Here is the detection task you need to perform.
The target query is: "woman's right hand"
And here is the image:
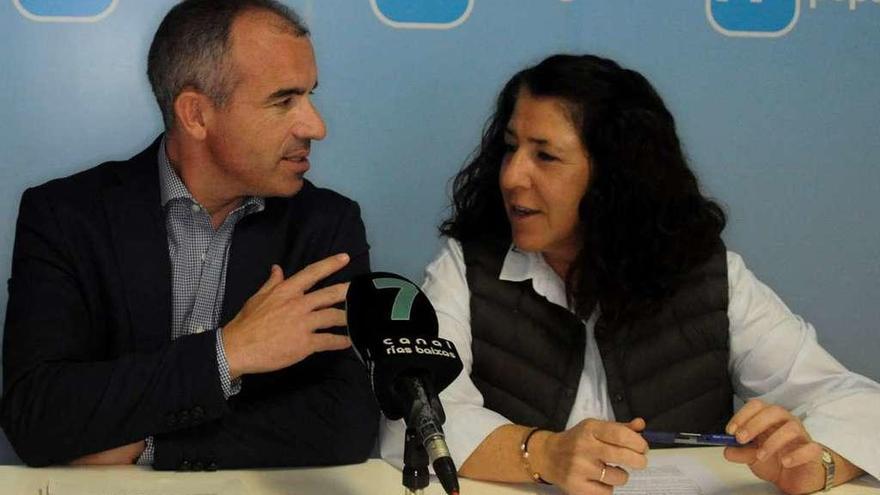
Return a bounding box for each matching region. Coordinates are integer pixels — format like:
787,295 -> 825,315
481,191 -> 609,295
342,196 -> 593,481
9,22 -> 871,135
532,417 -> 649,494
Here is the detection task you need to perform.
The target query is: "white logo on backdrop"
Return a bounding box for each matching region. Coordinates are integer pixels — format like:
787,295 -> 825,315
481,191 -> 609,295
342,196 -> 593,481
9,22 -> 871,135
707,0 -> 879,38
13,0 -> 118,23
370,0 -> 474,29
706,0 -> 801,38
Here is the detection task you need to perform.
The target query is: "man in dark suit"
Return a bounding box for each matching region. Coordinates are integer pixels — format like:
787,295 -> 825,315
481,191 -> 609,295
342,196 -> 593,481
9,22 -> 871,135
0,0 -> 379,469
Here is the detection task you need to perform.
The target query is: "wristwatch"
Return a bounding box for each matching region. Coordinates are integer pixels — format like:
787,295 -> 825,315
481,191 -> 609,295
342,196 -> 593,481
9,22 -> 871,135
821,448 -> 836,492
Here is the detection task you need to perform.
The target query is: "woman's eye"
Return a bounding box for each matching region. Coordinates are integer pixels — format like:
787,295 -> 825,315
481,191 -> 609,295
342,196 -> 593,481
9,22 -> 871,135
537,151 -> 558,162
503,143 -> 516,152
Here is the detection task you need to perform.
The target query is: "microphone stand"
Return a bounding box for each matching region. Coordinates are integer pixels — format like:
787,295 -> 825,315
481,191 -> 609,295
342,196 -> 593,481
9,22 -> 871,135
403,427 -> 430,495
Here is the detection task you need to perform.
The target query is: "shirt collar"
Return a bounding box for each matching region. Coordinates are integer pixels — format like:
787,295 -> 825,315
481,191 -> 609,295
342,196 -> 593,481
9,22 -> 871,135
157,135 -> 265,213
499,244 -> 568,308
498,244 -> 538,282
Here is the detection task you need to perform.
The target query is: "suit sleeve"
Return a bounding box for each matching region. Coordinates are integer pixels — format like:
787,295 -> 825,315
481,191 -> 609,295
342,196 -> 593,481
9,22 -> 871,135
1,188 -> 229,467
151,199 -> 380,470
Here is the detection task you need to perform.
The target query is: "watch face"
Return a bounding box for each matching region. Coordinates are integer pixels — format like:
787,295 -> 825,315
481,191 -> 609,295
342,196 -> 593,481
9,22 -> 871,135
822,450 -> 833,464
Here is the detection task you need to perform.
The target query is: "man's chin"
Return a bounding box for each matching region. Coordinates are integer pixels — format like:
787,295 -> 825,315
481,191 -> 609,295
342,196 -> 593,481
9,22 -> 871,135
279,177 -> 305,197
258,176 -> 304,198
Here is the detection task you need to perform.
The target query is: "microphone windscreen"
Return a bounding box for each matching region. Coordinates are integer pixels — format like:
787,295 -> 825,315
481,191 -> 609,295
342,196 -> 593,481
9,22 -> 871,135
346,271 -> 439,353
345,272 -> 462,419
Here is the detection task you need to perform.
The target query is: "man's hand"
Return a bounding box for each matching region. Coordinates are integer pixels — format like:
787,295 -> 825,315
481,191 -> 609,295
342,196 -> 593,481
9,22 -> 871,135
222,254 -> 353,379
723,399 -> 826,494
532,418 -> 648,494
70,440 -> 146,465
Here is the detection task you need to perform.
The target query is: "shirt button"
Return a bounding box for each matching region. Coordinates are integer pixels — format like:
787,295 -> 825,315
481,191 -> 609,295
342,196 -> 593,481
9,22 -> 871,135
200,252 -> 206,262
191,204 -> 201,213
195,325 -> 205,334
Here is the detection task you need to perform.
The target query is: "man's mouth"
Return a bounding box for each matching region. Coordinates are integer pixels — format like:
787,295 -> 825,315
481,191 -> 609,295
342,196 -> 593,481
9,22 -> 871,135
281,152 -> 311,176
282,142 -> 311,163
282,153 -> 309,163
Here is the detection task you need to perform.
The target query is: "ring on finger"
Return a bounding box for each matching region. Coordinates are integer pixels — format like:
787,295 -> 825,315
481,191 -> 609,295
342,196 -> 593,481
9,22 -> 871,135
599,465 -> 607,483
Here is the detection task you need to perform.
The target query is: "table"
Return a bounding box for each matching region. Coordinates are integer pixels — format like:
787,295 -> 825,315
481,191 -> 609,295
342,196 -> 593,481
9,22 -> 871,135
1,448 -> 878,494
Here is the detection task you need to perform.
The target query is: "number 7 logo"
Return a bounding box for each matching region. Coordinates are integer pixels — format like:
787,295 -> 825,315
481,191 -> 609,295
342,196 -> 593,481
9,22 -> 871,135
373,278 -> 419,321
706,0 -> 800,37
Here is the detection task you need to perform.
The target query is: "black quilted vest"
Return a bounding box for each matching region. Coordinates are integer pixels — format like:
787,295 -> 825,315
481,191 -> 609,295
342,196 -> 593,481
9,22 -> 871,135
463,239 -> 733,433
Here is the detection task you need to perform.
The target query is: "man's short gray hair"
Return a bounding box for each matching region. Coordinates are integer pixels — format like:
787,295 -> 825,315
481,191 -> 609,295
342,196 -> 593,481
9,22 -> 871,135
147,0 -> 309,130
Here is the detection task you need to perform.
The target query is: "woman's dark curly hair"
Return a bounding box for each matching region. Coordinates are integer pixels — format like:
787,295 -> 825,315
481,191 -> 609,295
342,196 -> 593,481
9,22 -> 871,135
440,54 -> 726,323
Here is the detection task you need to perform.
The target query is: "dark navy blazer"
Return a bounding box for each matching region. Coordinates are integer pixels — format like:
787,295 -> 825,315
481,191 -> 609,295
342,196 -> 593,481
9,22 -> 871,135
1,138 -> 379,469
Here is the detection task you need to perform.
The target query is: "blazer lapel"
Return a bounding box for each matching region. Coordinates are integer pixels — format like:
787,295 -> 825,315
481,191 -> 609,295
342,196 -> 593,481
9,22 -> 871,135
103,138 -> 173,351
221,202 -> 282,326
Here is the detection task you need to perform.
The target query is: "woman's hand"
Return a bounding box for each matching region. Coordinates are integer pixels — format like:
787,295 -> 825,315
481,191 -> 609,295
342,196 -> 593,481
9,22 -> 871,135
531,418 -> 648,494
723,399 -> 826,494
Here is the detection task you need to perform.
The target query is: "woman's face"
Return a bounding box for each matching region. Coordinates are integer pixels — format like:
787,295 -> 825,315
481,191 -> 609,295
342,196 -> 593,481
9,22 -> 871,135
500,88 -> 591,265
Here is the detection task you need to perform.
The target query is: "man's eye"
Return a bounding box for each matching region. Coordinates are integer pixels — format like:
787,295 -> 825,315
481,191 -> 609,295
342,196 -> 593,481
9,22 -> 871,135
275,97 -> 293,108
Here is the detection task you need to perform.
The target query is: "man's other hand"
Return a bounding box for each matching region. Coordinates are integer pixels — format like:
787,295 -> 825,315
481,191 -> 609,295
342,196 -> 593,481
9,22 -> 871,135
70,440 -> 146,465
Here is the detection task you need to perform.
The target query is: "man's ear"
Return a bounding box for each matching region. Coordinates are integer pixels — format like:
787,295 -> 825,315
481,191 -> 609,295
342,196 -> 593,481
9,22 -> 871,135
172,89 -> 212,140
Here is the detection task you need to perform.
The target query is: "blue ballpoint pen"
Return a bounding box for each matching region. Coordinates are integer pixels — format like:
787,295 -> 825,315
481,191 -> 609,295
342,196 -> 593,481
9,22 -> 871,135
642,430 -> 746,447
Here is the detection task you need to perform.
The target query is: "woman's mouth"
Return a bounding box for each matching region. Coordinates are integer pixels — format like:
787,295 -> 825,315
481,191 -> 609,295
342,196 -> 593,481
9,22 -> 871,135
510,205 -> 539,217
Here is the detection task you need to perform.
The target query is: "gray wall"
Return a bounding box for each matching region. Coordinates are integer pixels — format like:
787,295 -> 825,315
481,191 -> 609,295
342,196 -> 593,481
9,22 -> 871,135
1,0 -> 877,464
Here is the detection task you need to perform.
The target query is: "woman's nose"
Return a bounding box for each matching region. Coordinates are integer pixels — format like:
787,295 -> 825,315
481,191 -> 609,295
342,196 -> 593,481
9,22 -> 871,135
500,150 -> 531,191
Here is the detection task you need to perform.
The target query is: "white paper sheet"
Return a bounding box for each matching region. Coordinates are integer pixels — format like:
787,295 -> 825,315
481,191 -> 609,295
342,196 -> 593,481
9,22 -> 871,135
617,465 -> 704,495
615,455 -> 726,495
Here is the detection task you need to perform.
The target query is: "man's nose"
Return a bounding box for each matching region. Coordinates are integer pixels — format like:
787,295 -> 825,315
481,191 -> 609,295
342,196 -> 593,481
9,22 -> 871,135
295,97 -> 327,141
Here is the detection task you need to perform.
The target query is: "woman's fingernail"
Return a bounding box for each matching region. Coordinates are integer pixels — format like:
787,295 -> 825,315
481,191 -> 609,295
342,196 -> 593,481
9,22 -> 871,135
737,430 -> 749,443
756,449 -> 766,461
727,423 -> 737,435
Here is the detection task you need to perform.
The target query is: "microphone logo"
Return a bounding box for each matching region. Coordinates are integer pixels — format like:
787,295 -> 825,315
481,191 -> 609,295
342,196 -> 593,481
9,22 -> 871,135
381,337 -> 459,359
372,277 -> 419,321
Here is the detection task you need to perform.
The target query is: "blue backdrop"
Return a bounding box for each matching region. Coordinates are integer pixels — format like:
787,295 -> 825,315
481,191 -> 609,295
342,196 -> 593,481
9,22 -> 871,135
1,0 -> 878,464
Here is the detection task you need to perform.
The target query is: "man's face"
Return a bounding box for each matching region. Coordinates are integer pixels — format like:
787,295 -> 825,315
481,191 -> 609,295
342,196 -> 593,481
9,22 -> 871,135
205,10 -> 326,199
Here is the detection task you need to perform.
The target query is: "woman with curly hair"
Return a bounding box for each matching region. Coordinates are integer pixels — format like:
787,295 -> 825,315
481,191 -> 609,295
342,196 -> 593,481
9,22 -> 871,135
380,54 -> 878,494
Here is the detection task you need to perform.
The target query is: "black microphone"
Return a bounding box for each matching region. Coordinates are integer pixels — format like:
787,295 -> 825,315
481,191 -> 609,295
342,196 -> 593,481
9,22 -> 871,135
346,272 -> 463,495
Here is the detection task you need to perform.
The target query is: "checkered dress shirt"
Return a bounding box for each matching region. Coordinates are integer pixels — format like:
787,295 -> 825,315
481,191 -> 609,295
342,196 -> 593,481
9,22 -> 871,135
138,138 -> 265,465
